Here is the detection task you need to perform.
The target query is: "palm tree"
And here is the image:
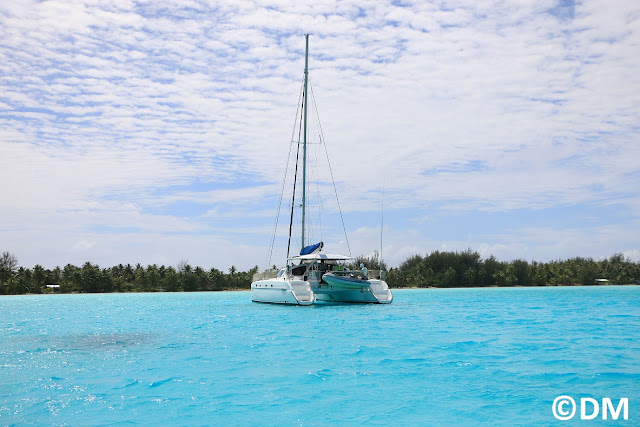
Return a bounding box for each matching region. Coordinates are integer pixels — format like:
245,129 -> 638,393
33,265 -> 45,288
0,251 -> 18,285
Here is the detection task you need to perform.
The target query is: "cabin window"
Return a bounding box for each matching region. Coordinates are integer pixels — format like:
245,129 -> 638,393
291,265 -> 306,276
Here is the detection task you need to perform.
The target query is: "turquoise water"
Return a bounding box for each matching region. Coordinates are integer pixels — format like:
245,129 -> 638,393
1,287 -> 638,425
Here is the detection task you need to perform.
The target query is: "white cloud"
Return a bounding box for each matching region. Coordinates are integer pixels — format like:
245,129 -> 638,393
1,0 -> 639,270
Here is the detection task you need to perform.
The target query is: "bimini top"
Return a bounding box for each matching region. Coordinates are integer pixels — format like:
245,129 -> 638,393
288,253 -> 353,261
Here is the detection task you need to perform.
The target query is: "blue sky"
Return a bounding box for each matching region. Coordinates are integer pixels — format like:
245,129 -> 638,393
1,0 -> 639,271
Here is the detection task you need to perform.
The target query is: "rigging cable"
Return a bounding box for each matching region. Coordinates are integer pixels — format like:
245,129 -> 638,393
267,80 -> 305,269
287,140 -> 301,259
310,82 -> 352,257
380,178 -> 385,271
287,80 -> 306,259
309,89 -> 324,245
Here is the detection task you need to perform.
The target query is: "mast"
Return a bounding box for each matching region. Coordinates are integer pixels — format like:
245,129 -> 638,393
301,33 -> 309,250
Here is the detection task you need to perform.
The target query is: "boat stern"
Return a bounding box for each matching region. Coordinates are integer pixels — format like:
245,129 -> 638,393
251,278 -> 315,305
369,279 -> 393,303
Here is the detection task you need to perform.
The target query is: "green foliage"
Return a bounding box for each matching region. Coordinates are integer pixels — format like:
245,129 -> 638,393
385,250 -> 640,288
0,254 -> 258,295
348,251 -> 388,271
0,251 -> 19,285
2,248 -> 639,294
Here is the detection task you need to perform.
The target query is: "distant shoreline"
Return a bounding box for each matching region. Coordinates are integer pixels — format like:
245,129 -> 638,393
393,283 -> 640,289
2,250 -> 639,295
5,283 -> 638,297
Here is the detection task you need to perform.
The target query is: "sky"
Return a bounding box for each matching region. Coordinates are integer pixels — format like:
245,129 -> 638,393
1,0 -> 639,271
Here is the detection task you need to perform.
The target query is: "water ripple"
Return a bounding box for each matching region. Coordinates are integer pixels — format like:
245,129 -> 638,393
1,287 -> 639,425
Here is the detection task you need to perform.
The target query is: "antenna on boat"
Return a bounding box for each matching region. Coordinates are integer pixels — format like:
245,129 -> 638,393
380,178 -> 385,271
301,33 -> 309,252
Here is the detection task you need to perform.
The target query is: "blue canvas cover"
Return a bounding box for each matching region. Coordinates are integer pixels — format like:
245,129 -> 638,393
300,241 -> 323,255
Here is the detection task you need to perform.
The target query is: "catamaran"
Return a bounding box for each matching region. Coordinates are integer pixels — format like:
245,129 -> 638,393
251,35 -> 393,305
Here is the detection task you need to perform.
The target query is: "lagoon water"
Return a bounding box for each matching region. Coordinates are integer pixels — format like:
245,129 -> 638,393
1,287 -> 639,425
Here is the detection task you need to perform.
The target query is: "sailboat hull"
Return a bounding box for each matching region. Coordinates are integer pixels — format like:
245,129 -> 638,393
314,278 -> 393,304
251,276 -> 392,305
251,279 -> 315,305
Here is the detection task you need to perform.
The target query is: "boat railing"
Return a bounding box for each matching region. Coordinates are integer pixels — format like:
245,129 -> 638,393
252,269 -> 279,281
370,270 -> 387,280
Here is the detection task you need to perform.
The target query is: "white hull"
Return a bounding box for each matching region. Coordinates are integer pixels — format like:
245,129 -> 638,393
251,274 -> 392,305
251,278 -> 315,305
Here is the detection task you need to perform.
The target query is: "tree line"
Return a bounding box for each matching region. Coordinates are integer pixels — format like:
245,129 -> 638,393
1,250 -> 639,295
0,252 -> 258,295
384,250 -> 640,288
